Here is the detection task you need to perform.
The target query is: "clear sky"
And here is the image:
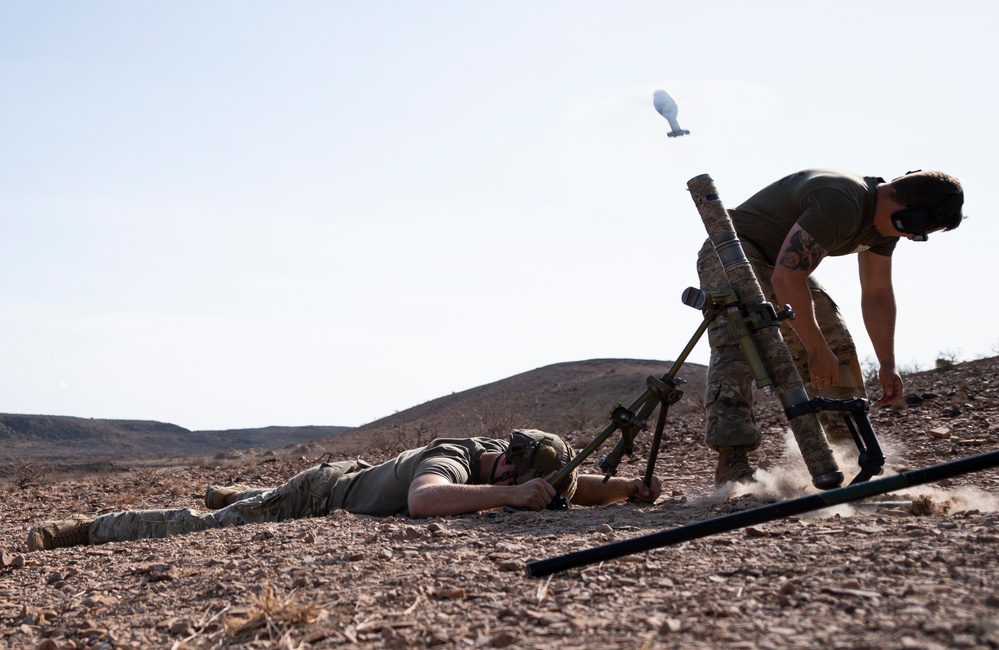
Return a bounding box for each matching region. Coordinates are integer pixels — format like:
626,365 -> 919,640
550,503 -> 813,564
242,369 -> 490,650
1,1 -> 995,431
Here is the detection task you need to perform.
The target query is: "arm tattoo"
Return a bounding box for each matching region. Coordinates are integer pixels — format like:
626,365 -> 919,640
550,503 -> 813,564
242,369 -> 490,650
779,229 -> 827,273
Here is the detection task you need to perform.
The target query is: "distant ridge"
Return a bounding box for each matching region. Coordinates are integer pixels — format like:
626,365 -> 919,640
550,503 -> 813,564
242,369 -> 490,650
0,414 -> 350,461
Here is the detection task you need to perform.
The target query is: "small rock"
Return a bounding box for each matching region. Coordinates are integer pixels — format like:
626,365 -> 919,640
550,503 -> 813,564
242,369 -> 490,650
929,427 -> 951,439
81,595 -> 118,608
169,620 -> 193,636
79,626 -> 109,638
391,526 -> 423,540
435,586 -> 465,600
328,509 -> 354,520
489,630 -> 517,647
1,552 -> 25,569
659,618 -> 683,633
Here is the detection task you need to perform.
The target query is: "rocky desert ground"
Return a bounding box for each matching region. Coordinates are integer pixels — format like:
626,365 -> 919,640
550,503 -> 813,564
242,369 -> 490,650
3,356 -> 999,649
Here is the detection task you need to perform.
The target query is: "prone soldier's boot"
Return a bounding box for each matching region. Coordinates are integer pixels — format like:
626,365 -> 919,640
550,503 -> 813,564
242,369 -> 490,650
27,516 -> 94,552
204,484 -> 249,509
714,446 -> 756,486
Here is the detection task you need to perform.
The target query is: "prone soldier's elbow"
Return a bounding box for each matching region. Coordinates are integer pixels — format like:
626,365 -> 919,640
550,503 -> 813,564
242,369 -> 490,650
407,498 -> 428,519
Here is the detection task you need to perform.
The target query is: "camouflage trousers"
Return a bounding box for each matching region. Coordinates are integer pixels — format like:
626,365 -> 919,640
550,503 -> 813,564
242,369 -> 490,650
88,461 -> 359,545
696,238 -> 867,450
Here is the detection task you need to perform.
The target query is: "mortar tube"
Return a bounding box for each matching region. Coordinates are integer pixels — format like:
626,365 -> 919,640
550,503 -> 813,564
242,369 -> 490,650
687,174 -> 842,490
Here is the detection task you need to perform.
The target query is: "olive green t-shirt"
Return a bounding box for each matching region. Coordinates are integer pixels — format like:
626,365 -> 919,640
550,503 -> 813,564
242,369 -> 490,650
332,437 -> 507,517
728,169 -> 898,264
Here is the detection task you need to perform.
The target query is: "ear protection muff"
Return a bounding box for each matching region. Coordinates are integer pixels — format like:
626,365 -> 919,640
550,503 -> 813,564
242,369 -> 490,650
889,169 -> 964,242
891,206 -> 937,242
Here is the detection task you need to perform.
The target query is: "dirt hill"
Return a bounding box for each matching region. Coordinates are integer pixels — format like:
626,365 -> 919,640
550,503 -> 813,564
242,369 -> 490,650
323,358 -> 705,458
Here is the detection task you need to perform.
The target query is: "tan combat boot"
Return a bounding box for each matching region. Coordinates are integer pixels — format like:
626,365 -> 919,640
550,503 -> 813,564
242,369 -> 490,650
204,485 -> 249,509
27,516 -> 94,552
714,446 -> 756,486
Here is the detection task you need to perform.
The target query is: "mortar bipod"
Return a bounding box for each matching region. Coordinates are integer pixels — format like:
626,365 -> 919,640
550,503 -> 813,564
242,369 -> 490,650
554,283 -> 784,486
546,297 -> 710,492
784,397 -> 885,484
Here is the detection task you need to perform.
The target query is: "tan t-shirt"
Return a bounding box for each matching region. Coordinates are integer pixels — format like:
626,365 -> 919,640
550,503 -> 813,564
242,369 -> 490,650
331,437 -> 508,517
728,169 -> 898,264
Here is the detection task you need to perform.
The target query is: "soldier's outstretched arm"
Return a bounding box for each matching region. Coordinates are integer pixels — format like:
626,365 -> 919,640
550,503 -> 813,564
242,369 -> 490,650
570,475 -> 661,507
858,250 -> 903,405
407,473 -> 556,518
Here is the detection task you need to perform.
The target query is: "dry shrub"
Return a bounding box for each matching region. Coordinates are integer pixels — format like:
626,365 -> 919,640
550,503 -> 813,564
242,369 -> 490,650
133,468 -> 160,491
5,460 -> 44,489
224,586 -> 321,645
471,406 -> 516,439
108,492 -> 138,510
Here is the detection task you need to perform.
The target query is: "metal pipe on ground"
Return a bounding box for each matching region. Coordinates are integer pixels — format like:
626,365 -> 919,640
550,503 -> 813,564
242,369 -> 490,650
526,448 -> 999,577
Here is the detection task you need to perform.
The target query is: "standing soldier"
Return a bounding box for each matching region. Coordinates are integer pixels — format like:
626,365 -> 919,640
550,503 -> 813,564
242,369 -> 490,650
699,169 -> 964,485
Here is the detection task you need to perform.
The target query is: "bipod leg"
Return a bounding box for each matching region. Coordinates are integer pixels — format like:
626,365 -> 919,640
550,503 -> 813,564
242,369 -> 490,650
640,308 -> 712,486
640,375 -> 686,487
643,407 -> 669,488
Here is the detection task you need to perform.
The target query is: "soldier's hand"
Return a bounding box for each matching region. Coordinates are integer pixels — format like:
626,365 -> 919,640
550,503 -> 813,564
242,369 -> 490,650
506,478 -> 556,510
627,476 -> 661,504
808,345 -> 839,389
876,367 -> 904,406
